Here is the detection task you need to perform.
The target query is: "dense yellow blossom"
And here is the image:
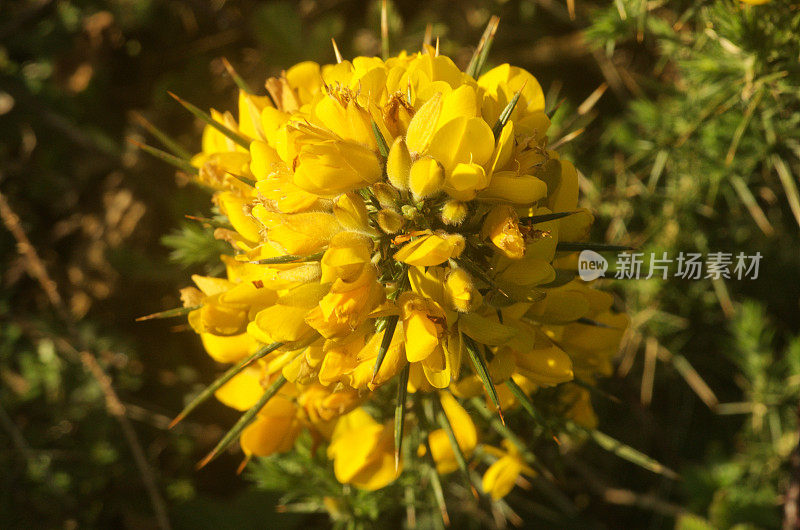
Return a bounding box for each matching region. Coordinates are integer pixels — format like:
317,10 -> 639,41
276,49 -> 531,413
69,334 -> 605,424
173,44 -> 627,498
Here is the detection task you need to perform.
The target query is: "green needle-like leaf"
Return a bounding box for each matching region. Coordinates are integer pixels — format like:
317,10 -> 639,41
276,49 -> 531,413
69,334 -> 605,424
168,92 -> 252,149
505,378 -> 545,424
568,422 -> 679,479
394,364 -> 410,470
523,210 -> 580,224
424,438 -> 450,527
492,85 -> 523,138
249,251 -> 324,265
129,139 -> 198,175
136,305 -> 201,322
462,334 -> 504,422
131,112 -> 192,160
221,57 -> 254,94
170,342 -> 283,428
556,242 -> 634,252
371,314 -> 399,383
198,374 -> 287,468
433,395 -> 477,497
466,16 -> 500,79
372,120 -> 389,157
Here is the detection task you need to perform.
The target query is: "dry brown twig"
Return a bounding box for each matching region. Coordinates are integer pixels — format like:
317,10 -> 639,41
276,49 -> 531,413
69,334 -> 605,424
0,189 -> 171,530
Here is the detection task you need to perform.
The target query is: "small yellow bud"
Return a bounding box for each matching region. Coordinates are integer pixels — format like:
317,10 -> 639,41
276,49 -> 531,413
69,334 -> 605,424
371,182 -> 400,208
441,200 -> 468,226
445,267 -> 481,312
377,209 -> 405,234
386,137 -> 411,190
409,157 -> 444,200
333,192 -> 370,232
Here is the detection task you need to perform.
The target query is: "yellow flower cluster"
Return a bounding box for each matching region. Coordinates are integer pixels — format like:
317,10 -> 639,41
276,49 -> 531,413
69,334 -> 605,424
178,46 -> 627,498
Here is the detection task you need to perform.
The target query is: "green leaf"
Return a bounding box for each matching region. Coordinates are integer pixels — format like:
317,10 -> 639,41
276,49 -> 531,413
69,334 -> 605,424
136,305 -> 200,322
170,342 -> 283,428
569,422 -> 679,479
169,92 -> 252,149
371,314 -> 399,382
394,363 -> 409,470
198,374 -> 288,468
462,334 -> 503,421
249,251 -> 325,265
492,86 -> 522,138
372,119 -> 389,157
131,112 -> 192,160
130,139 -> 197,174
466,16 -> 500,79
556,242 -> 634,252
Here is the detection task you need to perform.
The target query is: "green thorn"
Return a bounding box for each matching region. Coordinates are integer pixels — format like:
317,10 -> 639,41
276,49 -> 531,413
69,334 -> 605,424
131,112 -> 192,160
466,16 -> 500,79
556,242 -> 634,252
221,57 -> 254,94
197,374 -> 287,468
575,317 -> 620,329
424,438 -> 450,527
455,258 -> 512,303
569,422 -> 679,479
226,172 -> 256,187
523,210 -> 580,224
136,305 -> 201,322
492,85 -> 523,138
371,314 -> 399,383
170,342 -> 283,429
249,251 -> 324,265
462,334 -> 504,422
505,377 -> 545,424
372,120 -> 389,157
169,92 -> 252,149
394,364 -> 410,471
433,395 -> 477,497
129,139 -> 198,175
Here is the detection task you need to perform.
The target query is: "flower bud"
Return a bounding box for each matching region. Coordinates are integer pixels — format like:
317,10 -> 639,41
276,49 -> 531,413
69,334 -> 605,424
333,192 -> 370,231
386,137 -> 411,190
377,209 -> 405,234
441,200 -> 468,226
445,267 -> 481,312
409,157 -> 444,200
371,182 -> 400,208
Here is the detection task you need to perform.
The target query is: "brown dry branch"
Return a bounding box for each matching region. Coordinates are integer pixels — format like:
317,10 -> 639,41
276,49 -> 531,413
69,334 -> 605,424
0,189 -> 172,530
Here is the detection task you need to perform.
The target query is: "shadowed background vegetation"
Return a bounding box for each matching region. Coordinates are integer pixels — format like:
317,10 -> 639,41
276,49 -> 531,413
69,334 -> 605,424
1,0 -> 799,528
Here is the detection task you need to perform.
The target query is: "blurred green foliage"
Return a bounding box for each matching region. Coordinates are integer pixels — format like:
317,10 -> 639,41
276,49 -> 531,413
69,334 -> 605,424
1,0 -> 799,528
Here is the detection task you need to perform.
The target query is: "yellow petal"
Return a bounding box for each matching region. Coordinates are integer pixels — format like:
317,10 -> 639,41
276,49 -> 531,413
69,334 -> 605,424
482,456 -> 523,500
248,305 -> 312,344
214,366 -> 264,411
409,157 -> 445,200
200,332 -> 260,364
387,137 -> 412,190
427,116 -> 494,171
405,92 -> 443,154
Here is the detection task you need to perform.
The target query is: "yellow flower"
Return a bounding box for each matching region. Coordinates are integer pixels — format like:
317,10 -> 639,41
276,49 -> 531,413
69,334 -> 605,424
394,231 -> 465,267
240,392 -> 302,458
293,141 -> 382,197
481,440 -> 536,500
168,43 -> 628,490
327,408 -> 400,490
422,392 -> 478,474
483,205 -> 526,259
